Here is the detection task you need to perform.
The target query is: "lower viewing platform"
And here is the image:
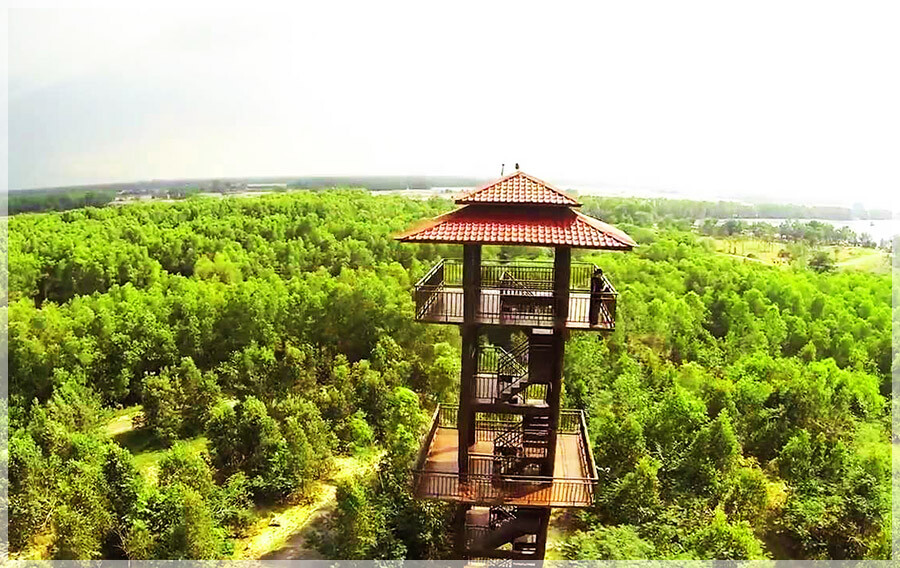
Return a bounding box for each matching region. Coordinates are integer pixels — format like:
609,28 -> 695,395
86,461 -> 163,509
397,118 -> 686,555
412,406 -> 599,508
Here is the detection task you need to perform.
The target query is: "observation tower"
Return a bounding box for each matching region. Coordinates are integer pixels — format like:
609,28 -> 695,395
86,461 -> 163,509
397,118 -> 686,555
397,170 -> 635,561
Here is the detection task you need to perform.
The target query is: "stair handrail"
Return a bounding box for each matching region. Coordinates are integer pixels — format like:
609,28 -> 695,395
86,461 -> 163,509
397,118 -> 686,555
497,346 -> 527,380
578,409 -> 600,482
413,405 -> 442,471
414,259 -> 446,319
489,505 -> 517,530
497,269 -> 537,297
496,341 -> 530,403
492,421 -> 523,454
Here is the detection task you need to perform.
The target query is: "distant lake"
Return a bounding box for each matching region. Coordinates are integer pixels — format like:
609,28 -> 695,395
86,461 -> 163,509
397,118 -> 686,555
734,218 -> 898,244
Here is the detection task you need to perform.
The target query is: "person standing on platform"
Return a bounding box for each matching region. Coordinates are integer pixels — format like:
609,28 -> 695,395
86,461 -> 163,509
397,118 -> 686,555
589,268 -> 608,325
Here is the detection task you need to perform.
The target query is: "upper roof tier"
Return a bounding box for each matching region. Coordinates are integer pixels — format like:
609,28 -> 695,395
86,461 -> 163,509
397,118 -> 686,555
396,205 -> 636,249
455,170 -> 581,207
397,171 -> 636,249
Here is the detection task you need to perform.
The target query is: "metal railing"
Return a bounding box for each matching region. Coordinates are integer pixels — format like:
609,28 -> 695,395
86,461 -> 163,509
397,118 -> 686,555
414,261 -> 446,319
413,259 -> 617,329
482,263 -> 554,293
413,468 -> 596,508
427,259 -> 599,292
475,375 -> 548,405
412,405 -> 598,508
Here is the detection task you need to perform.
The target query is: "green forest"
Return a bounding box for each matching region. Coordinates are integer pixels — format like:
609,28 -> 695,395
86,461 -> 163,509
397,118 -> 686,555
4,190 -> 896,560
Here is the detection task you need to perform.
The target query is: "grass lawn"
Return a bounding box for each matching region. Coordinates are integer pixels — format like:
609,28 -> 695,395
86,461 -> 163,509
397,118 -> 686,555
710,237 -> 888,272
832,246 -> 890,272
105,405 -> 143,436
105,405 -> 208,482
711,237 -> 784,264
130,435 -> 209,483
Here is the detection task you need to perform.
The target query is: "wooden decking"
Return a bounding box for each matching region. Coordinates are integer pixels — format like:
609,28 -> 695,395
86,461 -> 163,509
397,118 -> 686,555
414,427 -> 596,508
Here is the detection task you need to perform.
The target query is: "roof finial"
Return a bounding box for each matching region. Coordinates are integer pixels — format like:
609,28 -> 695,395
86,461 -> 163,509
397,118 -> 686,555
500,163 -> 505,176
515,163 -> 520,171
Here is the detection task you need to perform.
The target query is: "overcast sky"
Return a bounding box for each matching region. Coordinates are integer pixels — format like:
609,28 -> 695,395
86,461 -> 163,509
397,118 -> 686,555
7,1 -> 899,210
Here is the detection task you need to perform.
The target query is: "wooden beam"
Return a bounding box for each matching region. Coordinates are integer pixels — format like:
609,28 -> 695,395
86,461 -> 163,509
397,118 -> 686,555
543,330 -> 565,477
454,504 -> 469,559
470,401 -> 552,415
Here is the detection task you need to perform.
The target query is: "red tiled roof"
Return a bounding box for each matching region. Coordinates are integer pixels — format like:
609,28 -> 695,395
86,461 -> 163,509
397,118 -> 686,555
455,171 -> 580,207
396,205 -> 635,249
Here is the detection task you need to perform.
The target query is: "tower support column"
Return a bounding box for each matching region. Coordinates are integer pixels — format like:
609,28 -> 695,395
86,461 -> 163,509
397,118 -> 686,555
459,244 -> 482,476
459,325 -> 477,476
545,246 -> 571,475
534,508 -> 552,558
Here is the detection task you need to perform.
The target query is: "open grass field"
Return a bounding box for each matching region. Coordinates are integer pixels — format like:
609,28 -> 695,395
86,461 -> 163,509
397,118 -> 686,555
709,237 -> 890,273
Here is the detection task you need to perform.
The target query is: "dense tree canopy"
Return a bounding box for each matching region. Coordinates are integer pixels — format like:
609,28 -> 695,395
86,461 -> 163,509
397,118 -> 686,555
4,190 -> 893,560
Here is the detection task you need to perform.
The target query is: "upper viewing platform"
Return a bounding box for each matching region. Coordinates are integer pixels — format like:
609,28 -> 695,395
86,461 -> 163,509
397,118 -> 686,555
396,170 -> 634,332
414,259 -> 617,331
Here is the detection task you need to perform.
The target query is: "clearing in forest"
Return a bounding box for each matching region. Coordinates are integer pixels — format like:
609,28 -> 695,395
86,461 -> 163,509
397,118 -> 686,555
105,405 -> 209,482
104,406 -> 384,559
234,450 -> 384,560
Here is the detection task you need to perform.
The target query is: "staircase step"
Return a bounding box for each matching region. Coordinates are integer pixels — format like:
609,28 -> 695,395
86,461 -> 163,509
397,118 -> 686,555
513,542 -> 538,552
523,434 -> 549,441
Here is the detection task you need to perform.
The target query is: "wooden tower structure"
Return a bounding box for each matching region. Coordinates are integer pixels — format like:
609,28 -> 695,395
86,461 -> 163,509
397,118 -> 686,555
397,171 -> 635,561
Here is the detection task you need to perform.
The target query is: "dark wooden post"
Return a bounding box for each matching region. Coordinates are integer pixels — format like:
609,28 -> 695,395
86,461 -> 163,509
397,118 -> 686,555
454,504 -> 469,559
534,508 -> 552,558
463,244 -> 481,323
459,244 -> 482,476
553,246 -> 571,327
459,326 -> 477,475
545,246 -> 571,476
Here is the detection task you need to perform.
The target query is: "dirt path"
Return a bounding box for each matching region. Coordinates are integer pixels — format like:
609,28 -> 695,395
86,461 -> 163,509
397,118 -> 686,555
235,451 -> 384,560
715,252 -> 769,264
258,485 -> 335,560
104,407 -> 383,560
105,406 -> 143,436
236,484 -> 336,560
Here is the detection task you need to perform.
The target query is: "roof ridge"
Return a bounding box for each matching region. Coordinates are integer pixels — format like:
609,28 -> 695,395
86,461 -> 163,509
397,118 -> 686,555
393,207 -> 462,240
515,171 -> 581,205
455,170 -> 581,206
453,170 -> 521,202
573,210 -> 638,247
